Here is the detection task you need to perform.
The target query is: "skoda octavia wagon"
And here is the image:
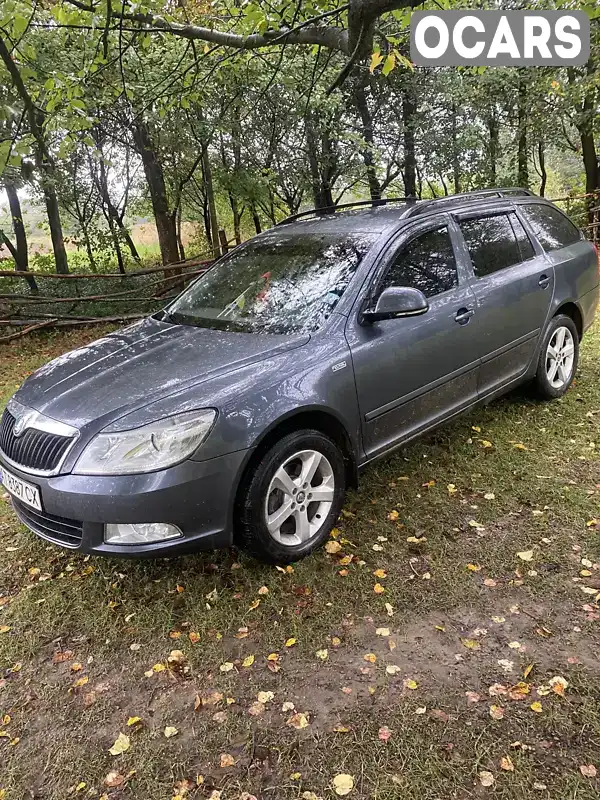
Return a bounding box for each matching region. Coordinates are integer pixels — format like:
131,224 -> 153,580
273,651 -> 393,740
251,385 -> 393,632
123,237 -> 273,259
1,190 -> 598,563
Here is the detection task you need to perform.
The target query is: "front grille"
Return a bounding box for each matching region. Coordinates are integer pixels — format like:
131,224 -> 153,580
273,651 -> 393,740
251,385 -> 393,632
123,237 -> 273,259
12,498 -> 83,548
0,408 -> 74,473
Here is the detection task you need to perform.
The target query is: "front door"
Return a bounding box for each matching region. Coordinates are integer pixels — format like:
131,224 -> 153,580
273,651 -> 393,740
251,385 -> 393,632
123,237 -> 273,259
454,208 -> 554,396
346,218 -> 481,460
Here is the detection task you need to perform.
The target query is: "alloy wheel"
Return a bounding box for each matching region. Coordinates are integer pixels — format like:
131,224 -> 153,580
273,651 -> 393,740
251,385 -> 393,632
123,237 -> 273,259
545,326 -> 575,389
264,449 -> 335,546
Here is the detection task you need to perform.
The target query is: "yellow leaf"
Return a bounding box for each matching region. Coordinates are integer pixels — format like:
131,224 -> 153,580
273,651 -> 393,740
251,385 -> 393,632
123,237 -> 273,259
468,520 -> 485,529
267,652 -> 279,661
248,598 -> 261,610
472,426 -> 481,433
189,632 -> 200,644
461,638 -> 481,650
287,712 -> 309,729
406,535 -> 426,543
403,678 -> 418,690
481,440 -> 493,448
220,753 -> 235,767
333,773 -> 354,796
127,716 -> 142,727
108,733 -> 130,756
72,676 -> 89,688
242,655 -> 255,668
517,550 -> 534,562
316,649 -> 328,660
285,637 -> 296,647
381,52 -> 396,76
0,625 -> 11,634
523,663 -> 534,679
364,653 -> 377,663
152,663 -> 166,673
164,726 -> 178,738
75,782 -> 86,792
373,568 -> 387,579
466,563 -> 481,572
387,510 -> 399,521
325,540 -> 342,554
530,701 -> 543,713
369,51 -> 384,73
447,483 -> 457,495
220,662 -> 234,673
549,675 -> 568,696
500,755 -> 514,772
374,583 -> 385,594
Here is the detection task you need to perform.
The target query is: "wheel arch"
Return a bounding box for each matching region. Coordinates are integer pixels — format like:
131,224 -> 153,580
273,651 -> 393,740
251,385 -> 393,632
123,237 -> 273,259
553,301 -> 583,340
233,407 -> 359,526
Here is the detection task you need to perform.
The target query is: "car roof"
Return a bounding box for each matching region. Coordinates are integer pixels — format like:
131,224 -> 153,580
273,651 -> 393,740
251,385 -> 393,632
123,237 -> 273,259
274,189 -> 554,236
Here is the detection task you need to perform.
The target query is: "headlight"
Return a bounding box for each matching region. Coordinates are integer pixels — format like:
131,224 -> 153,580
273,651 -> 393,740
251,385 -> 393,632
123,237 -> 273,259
73,409 -> 216,475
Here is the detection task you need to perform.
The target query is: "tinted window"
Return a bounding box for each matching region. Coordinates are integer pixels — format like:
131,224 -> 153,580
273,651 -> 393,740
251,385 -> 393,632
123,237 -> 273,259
167,233 -> 375,334
382,226 -> 458,297
519,204 -> 581,251
460,213 -> 526,277
510,213 -> 535,262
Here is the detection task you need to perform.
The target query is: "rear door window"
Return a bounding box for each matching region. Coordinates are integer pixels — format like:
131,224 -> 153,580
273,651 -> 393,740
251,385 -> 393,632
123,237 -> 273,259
382,226 -> 458,298
519,204 -> 581,251
459,212 -> 533,278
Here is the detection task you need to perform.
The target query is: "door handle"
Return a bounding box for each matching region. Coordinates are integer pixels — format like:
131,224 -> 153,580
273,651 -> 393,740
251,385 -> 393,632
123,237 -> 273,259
455,307 -> 475,325
538,274 -> 551,289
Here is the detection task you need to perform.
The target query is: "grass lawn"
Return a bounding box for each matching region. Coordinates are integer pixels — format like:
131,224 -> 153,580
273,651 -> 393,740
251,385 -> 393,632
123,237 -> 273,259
0,320 -> 599,800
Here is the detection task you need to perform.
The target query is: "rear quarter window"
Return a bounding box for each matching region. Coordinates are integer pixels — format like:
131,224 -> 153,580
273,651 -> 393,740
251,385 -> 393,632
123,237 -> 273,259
519,204 -> 582,252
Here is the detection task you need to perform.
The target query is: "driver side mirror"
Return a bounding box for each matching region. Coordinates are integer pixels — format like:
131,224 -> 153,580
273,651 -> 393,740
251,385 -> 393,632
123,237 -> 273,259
361,286 -> 429,324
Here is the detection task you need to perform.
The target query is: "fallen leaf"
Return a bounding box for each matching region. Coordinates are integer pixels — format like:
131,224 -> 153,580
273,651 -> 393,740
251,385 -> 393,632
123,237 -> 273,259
523,663 -> 534,679
530,701 -> 543,713
316,649 -> 328,660
500,755 -> 514,772
466,563 -> 481,572
248,702 -> 264,716
461,638 -> 481,650
388,510 -> 399,521
257,691 -> 274,704
220,662 -> 234,673
579,764 -> 597,778
479,771 -> 495,787
517,550 -> 534,562
373,569 -> 387,579
403,678 -> 418,690
242,655 -> 255,668
373,583 -> 385,594
549,675 -> 568,696
468,520 -> 485,529
104,771 -> 125,787
285,638 -> 297,647
378,725 -> 392,742
364,653 -> 377,663
386,665 -> 401,675
0,625 -> 11,634
108,733 -> 130,756
164,726 -> 178,738
287,712 -> 309,729
325,541 -> 342,554
465,691 -> 481,703
189,632 -> 200,644
219,753 -> 235,768
332,773 -> 354,796
375,627 -> 390,637
490,704 -> 505,720
258,585 -> 269,595
127,716 -> 142,727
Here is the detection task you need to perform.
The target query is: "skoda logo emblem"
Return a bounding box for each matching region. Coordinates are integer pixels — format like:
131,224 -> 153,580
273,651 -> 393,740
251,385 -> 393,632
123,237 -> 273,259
12,409 -> 35,437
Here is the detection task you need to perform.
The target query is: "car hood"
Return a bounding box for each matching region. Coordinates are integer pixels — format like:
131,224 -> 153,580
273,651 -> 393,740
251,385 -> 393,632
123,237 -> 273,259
14,317 -> 309,429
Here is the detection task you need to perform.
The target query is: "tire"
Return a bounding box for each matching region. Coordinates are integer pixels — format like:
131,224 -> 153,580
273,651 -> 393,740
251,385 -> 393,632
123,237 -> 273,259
533,314 -> 579,400
237,429 -> 346,564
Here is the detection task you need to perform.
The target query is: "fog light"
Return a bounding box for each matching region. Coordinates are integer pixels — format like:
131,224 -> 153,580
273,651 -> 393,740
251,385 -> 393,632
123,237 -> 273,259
104,523 -> 183,545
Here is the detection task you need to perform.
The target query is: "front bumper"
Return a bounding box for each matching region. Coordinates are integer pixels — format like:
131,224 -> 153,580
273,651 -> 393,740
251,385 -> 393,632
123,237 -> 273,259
1,449 -> 250,557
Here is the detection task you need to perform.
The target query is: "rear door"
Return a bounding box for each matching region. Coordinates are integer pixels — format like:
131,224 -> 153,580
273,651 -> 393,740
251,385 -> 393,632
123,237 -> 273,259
454,207 -> 553,397
346,216 -> 481,460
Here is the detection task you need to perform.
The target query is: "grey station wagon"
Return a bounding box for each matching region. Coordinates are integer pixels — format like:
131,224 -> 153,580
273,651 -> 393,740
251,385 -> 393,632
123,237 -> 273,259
1,189 -> 598,563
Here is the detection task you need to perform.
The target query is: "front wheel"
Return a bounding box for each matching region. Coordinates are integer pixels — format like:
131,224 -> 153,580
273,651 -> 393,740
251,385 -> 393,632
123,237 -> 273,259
237,430 -> 346,564
534,314 -> 579,399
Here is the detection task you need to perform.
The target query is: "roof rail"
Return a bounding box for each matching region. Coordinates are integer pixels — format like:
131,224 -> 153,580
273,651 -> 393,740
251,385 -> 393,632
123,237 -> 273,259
276,196 -> 413,226
401,188 -> 536,219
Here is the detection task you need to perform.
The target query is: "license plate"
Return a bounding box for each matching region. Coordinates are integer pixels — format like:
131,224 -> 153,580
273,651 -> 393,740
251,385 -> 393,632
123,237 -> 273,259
0,466 -> 42,511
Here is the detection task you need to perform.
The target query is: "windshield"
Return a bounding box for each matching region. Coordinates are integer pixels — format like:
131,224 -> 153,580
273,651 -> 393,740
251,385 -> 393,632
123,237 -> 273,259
165,232 -> 376,334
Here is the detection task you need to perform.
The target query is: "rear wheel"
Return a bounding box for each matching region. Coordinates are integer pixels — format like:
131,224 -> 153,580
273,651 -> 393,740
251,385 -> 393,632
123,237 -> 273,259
534,314 -> 579,399
237,430 -> 346,564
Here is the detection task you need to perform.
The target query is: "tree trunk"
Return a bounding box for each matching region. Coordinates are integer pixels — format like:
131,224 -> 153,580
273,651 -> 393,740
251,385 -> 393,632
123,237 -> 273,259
538,140 -> 547,197
487,112 -> 499,186
176,205 -> 186,261
43,185 -> 69,274
451,102 -> 460,194
251,205 -> 262,234
353,77 -> 382,202
133,120 -> 179,266
402,83 -> 417,198
201,144 -> 220,258
96,158 -> 141,262
3,179 -> 36,291
516,75 -> 529,189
